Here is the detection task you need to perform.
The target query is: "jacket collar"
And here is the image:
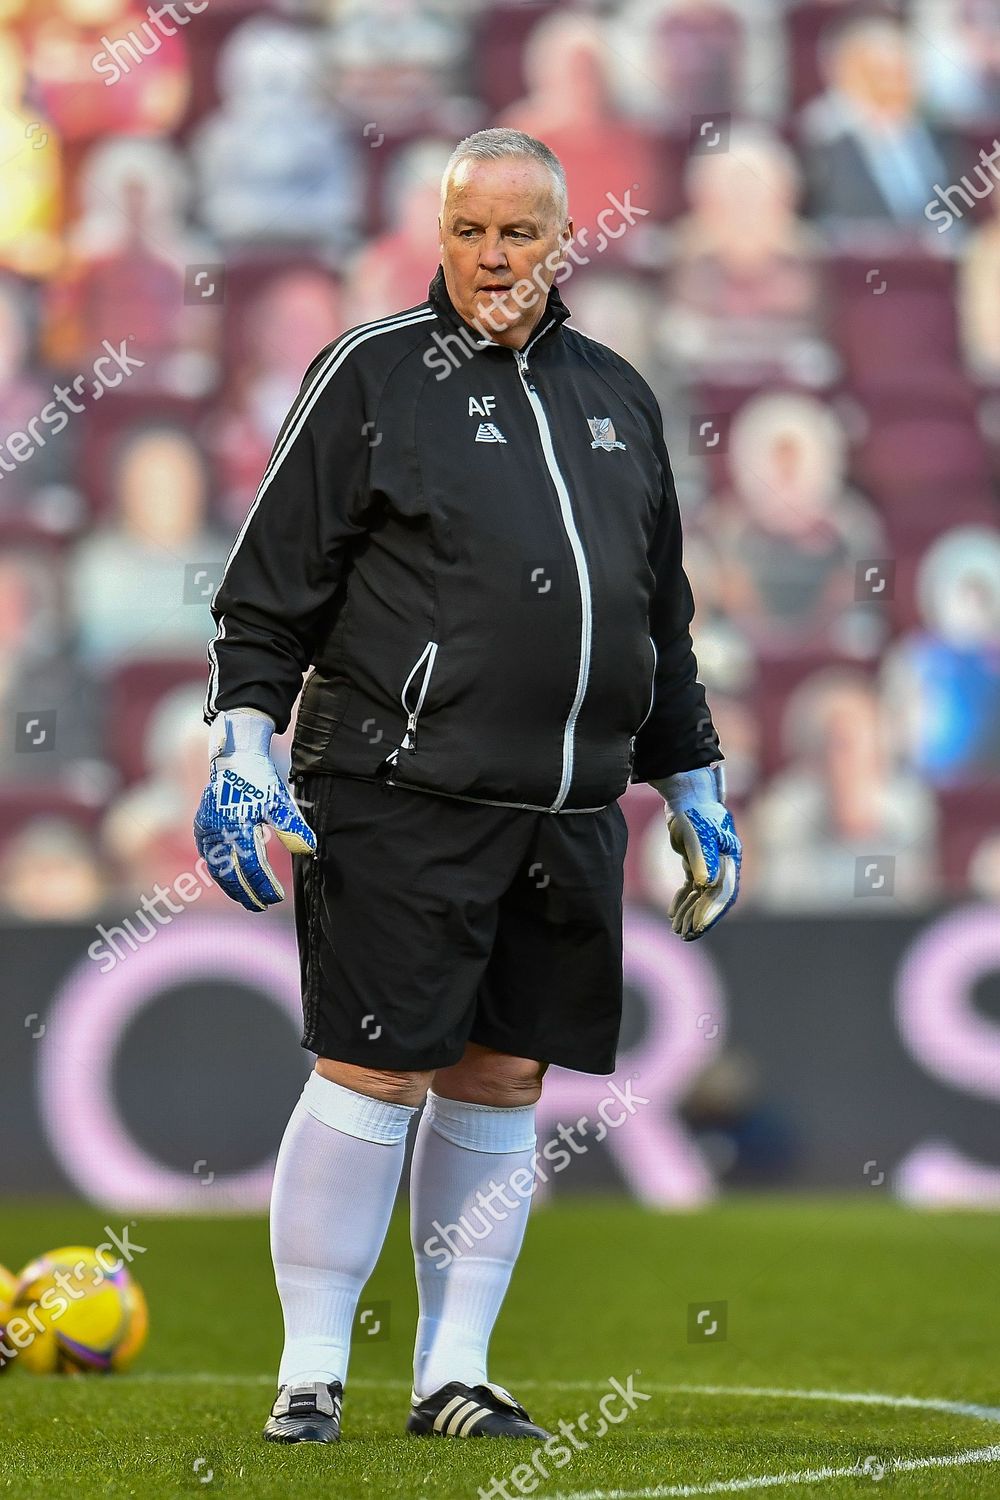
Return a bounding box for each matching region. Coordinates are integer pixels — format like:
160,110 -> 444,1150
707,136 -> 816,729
427,264 -> 571,356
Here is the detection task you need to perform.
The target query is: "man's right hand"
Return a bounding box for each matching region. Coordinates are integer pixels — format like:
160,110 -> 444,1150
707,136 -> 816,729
193,709 -> 317,911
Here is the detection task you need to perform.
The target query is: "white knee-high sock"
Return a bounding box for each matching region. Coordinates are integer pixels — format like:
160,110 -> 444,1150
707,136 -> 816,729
270,1071 -> 418,1387
409,1090 -> 537,1398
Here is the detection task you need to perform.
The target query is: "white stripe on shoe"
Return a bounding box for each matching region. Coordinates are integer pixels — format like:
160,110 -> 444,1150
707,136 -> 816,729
443,1399 -> 480,1435
457,1404 -> 490,1437
433,1395 -> 471,1434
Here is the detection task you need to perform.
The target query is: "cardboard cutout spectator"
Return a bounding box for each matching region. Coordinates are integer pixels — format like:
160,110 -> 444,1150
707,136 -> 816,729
958,189 -> 1000,380
0,817 -> 108,919
0,30 -> 61,279
0,278 -> 79,530
501,11 -> 669,244
209,270 -> 344,527
69,425 -> 226,667
660,126 -> 832,383
29,0 -> 191,141
613,0 -> 752,131
43,137 -> 219,397
323,0 -> 471,137
345,139 -> 455,322
882,527 -> 1000,783
0,547 -> 104,781
750,667 -> 938,909
191,18 -> 362,251
914,0 -> 1000,126
801,16 -> 954,235
701,393 -> 887,656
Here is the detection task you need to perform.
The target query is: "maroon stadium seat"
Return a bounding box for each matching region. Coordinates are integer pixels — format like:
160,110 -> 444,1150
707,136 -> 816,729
0,787 -> 104,863
935,782 -> 1000,895
879,490 -> 999,553
471,2 -> 563,115
856,380 -> 980,422
857,411 -> 992,504
106,658 -> 209,785
830,254 -> 961,387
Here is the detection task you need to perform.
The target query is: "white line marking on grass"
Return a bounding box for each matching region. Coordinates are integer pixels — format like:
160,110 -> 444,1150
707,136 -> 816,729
545,1384 -> 1000,1499
117,1375 -> 1000,1493
658,1382 -> 1000,1427
553,1445 -> 1000,1499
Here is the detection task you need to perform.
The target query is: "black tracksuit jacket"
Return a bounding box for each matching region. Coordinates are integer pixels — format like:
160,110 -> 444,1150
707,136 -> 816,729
204,266 -> 721,813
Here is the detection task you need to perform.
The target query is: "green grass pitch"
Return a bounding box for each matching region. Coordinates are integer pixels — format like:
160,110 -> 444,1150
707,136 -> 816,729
0,1195 -> 998,1498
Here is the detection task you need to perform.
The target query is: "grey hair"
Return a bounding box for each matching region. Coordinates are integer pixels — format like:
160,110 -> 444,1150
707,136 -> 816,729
440,128 -> 568,222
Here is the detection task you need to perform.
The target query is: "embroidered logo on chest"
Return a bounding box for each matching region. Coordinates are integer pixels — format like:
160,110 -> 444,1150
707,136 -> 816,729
588,416 -> 626,451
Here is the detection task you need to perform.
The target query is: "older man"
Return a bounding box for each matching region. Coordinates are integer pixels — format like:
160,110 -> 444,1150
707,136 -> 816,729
195,128 -> 740,1444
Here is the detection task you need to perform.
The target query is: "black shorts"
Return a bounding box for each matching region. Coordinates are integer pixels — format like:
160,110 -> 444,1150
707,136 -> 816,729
290,772 -> 629,1075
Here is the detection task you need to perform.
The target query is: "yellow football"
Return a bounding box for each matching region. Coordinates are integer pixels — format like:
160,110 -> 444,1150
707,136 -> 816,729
0,1263 -> 16,1375
8,1246 -> 148,1374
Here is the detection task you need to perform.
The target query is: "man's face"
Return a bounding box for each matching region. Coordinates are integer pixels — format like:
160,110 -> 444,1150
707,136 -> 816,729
838,31 -> 916,122
439,156 -> 572,349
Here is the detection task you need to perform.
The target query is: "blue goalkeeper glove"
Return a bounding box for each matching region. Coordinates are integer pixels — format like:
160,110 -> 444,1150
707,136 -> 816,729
652,764 -> 741,941
193,708 -> 317,912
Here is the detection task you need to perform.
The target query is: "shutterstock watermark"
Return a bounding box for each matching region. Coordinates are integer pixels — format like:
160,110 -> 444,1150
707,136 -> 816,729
925,138 -> 1000,233
87,840 -> 244,972
0,1224 -> 146,1370
477,1373 -> 650,1498
423,1079 -> 650,1269
424,185 -> 649,381
0,339 -> 144,478
92,0 -> 208,85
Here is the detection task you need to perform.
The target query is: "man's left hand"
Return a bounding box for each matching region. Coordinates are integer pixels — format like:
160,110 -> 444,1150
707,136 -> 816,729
651,766 -> 742,941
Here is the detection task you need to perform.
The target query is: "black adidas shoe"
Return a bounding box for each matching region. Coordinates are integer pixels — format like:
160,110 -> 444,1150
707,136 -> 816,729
406,1380 -> 551,1439
263,1380 -> 343,1443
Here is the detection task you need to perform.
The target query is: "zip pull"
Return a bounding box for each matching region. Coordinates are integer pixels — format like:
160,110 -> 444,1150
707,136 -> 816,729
515,348 -> 536,391
516,315 -> 554,372
394,640 -> 439,759
399,711 -> 418,752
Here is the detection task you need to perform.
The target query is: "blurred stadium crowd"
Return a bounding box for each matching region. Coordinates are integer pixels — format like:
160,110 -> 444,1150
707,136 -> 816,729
1,0 -> 1000,922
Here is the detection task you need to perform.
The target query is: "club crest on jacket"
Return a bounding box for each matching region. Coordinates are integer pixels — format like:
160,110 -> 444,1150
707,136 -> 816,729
587,417 -> 626,451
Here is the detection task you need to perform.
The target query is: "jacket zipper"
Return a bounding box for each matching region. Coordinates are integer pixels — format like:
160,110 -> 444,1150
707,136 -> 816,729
514,338 -> 592,813
387,639 -> 438,763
